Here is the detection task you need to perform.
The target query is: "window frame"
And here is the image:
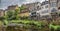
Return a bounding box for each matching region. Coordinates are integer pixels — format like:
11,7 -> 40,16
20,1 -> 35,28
50,2 -> 57,7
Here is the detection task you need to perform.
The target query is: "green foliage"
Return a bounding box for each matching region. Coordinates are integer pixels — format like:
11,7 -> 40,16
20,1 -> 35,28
49,23 -> 60,31
5,10 -> 14,20
19,5 -> 26,11
9,20 -> 42,29
0,16 -> 5,20
14,9 -> 20,20
3,20 -> 8,25
20,16 -> 29,20
5,9 -> 20,20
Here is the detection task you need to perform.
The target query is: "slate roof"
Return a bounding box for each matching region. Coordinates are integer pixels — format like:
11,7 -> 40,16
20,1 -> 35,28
41,1 -> 49,6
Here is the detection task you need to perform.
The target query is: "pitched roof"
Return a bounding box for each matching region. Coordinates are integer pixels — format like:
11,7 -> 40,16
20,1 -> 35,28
41,1 -> 49,6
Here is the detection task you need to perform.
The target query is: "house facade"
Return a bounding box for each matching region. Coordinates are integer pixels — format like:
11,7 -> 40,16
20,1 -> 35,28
19,8 -> 30,17
30,0 -> 60,20
20,2 -> 41,20
58,0 -> 60,16
37,0 -> 60,20
0,9 -> 4,17
39,1 -> 51,19
49,0 -> 58,13
28,2 -> 41,20
0,0 -> 60,20
4,5 -> 19,16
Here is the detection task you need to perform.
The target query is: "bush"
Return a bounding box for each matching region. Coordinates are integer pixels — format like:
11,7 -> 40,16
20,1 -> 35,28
0,16 -> 5,20
20,16 -> 29,20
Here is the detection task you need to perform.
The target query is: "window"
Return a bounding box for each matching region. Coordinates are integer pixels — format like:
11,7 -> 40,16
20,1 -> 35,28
44,15 -> 49,18
58,7 -> 60,10
51,8 -> 57,12
59,14 -> 60,16
31,12 -> 36,16
41,10 -> 48,14
37,6 -> 39,9
50,2 -> 57,7
32,12 -> 36,15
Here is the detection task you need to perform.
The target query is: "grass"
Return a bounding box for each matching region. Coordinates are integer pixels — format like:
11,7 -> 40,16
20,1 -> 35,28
0,21 -> 3,26
3,20 -> 60,31
49,23 -> 60,30
3,20 -> 42,29
10,20 -> 42,27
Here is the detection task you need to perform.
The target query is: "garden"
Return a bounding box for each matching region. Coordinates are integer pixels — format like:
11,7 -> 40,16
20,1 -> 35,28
0,6 -> 60,31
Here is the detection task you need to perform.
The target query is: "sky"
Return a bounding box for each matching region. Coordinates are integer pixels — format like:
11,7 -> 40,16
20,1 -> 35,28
0,0 -> 46,9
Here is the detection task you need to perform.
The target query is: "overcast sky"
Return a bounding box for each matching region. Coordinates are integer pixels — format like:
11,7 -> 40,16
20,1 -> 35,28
0,0 -> 46,9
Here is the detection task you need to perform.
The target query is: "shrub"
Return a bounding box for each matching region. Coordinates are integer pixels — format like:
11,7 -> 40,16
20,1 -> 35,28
0,16 -> 5,20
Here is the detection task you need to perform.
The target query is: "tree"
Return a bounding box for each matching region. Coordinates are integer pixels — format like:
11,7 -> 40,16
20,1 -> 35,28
19,5 -> 29,20
14,9 -> 20,20
0,16 -> 5,20
5,10 -> 14,20
19,5 -> 26,12
5,8 -> 20,20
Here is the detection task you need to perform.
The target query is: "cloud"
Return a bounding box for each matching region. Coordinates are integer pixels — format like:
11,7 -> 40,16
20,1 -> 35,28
0,0 -> 45,9
26,0 -> 45,3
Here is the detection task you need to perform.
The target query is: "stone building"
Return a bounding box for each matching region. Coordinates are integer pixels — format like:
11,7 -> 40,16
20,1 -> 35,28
22,2 -> 41,12
28,2 -> 41,20
19,4 -> 30,17
0,9 -> 4,17
49,0 -> 58,13
58,0 -> 60,10
58,0 -> 60,16
49,0 -> 58,20
7,5 -> 18,10
4,5 -> 19,16
19,9 -> 30,17
20,2 -> 41,20
33,0 -> 59,20
40,1 -> 50,19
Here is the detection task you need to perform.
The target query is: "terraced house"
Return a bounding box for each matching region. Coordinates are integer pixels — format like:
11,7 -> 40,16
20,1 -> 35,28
19,7 -> 29,17
29,2 -> 41,20
20,2 -> 41,20
0,0 -> 60,20
37,1 -> 50,20
30,0 -> 60,20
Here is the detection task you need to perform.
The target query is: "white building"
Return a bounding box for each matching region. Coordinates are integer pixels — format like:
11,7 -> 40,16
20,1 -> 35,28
36,1 -> 51,19
58,0 -> 60,16
30,0 -> 60,20
36,0 -> 59,19
49,0 -> 58,13
29,2 -> 41,20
